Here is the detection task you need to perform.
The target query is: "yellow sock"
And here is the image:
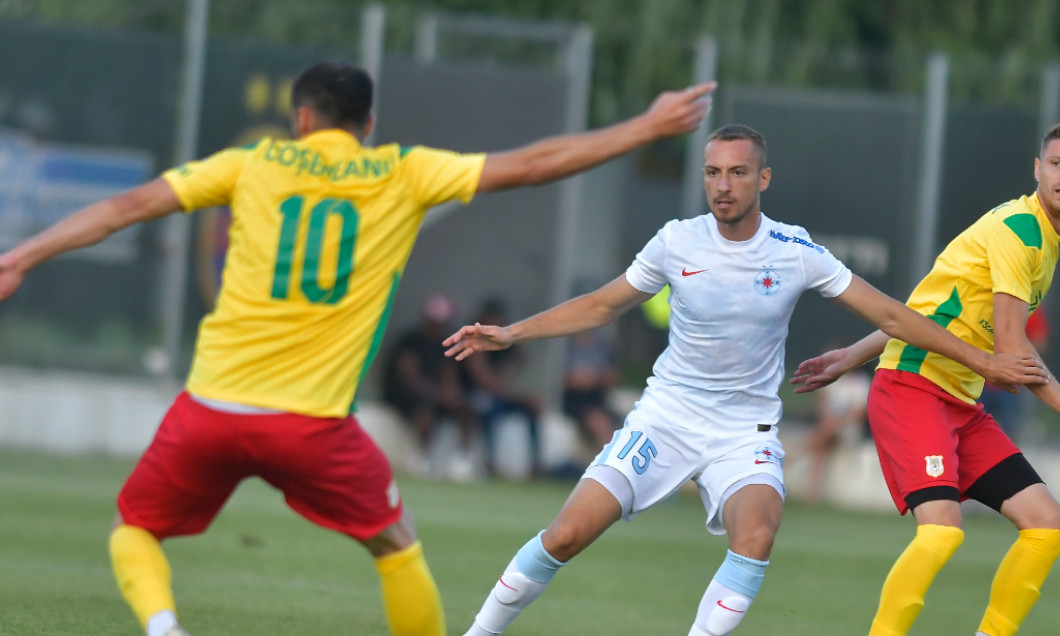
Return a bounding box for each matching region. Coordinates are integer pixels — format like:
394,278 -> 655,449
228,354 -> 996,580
977,528 -> 1060,636
869,524 -> 964,636
108,525 -> 177,629
375,540 -> 446,636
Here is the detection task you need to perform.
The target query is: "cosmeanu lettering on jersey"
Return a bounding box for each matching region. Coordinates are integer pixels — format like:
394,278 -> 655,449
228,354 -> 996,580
262,139 -> 396,181
767,229 -> 826,253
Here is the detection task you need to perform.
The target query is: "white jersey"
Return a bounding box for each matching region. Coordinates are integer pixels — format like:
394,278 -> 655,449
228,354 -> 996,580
625,213 -> 852,428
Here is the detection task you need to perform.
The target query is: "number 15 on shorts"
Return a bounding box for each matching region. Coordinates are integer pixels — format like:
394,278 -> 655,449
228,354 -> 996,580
615,430 -> 657,475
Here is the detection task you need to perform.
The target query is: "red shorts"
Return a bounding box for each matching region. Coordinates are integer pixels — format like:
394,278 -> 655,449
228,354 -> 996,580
117,392 -> 403,541
867,369 -> 1019,515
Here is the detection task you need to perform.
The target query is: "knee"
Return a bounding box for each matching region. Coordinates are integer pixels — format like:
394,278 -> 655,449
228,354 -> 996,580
541,524 -> 584,562
729,524 -> 777,561
1025,506 -> 1060,531
1003,484 -> 1060,530
362,510 -> 418,558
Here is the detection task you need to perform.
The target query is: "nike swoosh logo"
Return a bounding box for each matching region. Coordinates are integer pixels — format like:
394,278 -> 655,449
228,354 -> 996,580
498,576 -> 518,592
717,600 -> 746,613
682,268 -> 708,276
754,460 -> 772,464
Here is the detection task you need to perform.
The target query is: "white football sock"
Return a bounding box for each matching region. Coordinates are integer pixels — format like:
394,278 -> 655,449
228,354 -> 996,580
464,556 -> 551,635
690,580 -> 752,635
689,550 -> 768,635
145,610 -> 178,636
464,533 -> 564,635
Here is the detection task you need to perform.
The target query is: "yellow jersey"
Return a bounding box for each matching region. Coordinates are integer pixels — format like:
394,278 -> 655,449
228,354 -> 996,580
162,130 -> 485,417
879,192 -> 1059,402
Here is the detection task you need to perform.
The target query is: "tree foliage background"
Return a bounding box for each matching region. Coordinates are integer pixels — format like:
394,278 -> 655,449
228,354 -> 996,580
2,0 -> 1059,123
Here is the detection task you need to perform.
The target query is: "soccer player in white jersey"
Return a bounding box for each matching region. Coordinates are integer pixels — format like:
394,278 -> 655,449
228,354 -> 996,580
443,124 -> 1047,635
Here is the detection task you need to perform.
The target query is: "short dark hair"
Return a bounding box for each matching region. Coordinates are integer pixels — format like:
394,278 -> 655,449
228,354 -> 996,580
706,124 -> 767,167
291,62 -> 373,130
1042,123 -> 1060,156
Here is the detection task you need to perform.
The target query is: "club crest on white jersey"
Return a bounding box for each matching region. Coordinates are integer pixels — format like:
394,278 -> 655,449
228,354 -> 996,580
754,268 -> 781,296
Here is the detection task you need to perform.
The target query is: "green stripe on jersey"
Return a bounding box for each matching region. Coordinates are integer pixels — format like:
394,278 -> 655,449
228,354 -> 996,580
349,271 -> 401,414
896,286 -> 963,374
1003,213 -> 1043,249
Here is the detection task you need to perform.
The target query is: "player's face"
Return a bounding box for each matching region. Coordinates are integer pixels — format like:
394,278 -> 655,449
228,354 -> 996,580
1036,138 -> 1060,227
702,139 -> 771,239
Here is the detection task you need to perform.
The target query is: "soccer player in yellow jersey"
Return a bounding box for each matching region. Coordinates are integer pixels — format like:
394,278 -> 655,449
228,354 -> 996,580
0,62 -> 715,636
792,124 -> 1060,636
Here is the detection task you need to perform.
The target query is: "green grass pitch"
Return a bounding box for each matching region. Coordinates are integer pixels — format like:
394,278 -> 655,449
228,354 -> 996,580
2,450 -> 1058,635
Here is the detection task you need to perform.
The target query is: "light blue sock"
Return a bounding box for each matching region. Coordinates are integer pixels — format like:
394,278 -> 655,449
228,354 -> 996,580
715,549 -> 768,597
514,531 -> 565,583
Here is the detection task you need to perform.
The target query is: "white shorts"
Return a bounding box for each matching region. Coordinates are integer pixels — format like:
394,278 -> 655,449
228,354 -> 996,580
588,384 -> 786,535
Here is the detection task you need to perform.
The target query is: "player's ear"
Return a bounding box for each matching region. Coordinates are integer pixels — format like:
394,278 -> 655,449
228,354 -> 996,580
293,106 -> 314,138
758,166 -> 772,192
361,113 -> 375,141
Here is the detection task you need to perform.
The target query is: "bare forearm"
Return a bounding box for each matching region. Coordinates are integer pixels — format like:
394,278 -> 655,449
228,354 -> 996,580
1029,370 -> 1060,413
835,277 -> 990,374
508,297 -> 619,344
477,83 -> 714,193
880,303 -> 989,372
7,179 -> 179,273
10,200 -> 126,271
481,117 -> 656,192
842,330 -> 891,369
514,117 -> 655,186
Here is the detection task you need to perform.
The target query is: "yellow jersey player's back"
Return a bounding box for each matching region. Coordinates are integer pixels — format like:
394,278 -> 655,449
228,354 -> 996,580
165,133 -> 484,416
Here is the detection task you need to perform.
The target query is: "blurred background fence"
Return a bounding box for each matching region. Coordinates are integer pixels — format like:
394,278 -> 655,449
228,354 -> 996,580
1,0 -> 1059,442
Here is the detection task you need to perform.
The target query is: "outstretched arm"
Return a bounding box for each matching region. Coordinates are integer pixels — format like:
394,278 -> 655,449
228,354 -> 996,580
0,178 -> 182,300
476,82 -> 715,192
443,274 -> 653,361
791,330 -> 890,394
791,275 -> 1046,393
994,292 -> 1060,413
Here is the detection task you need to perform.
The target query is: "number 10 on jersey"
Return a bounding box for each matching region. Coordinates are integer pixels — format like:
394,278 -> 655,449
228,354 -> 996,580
271,195 -> 359,305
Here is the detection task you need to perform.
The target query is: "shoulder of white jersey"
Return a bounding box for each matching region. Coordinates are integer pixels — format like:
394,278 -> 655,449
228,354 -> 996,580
761,215 -> 829,255
666,214 -> 715,235
652,216 -> 692,240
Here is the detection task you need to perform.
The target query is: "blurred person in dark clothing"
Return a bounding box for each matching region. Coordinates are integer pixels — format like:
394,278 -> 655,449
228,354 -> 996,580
562,329 -> 621,451
383,294 -> 478,477
462,297 -> 543,478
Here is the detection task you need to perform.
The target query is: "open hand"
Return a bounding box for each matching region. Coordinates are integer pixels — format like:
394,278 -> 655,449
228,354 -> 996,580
443,323 -> 513,361
644,82 -> 716,138
789,348 -> 850,394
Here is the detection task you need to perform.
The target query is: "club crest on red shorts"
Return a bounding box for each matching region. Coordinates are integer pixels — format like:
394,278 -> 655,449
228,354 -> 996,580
925,455 -> 944,478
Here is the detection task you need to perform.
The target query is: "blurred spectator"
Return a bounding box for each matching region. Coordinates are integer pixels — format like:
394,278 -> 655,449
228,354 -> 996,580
979,306 -> 1049,442
562,330 -> 621,451
382,294 -> 478,478
803,367 -> 871,506
461,297 -> 543,478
